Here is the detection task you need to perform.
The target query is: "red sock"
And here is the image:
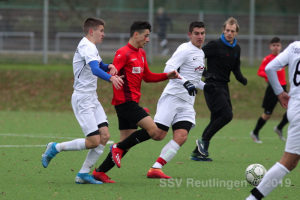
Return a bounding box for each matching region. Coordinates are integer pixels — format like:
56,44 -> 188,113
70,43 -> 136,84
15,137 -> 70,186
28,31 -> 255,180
156,157 -> 167,166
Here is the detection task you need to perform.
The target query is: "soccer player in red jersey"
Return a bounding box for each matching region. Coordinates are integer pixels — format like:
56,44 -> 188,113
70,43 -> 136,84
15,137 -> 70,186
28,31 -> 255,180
250,37 -> 288,143
92,21 -> 180,183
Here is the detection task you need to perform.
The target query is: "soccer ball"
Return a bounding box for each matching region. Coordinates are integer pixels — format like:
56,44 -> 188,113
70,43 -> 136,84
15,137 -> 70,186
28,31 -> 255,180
245,163 -> 267,186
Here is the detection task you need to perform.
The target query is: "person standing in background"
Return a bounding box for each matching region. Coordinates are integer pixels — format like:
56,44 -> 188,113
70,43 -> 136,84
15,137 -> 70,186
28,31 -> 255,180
250,37 -> 288,143
155,7 -> 173,56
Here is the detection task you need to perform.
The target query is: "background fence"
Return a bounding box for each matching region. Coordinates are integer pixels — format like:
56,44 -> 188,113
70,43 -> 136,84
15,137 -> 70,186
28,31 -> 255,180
0,0 -> 299,65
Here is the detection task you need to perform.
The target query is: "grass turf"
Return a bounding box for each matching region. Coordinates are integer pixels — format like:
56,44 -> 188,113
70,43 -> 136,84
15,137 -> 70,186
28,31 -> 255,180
0,60 -> 288,120
0,60 -> 297,199
0,111 -> 299,200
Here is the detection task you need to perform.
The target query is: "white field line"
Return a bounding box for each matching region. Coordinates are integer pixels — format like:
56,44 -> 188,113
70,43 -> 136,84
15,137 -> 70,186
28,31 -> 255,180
190,135 -> 281,140
0,145 -> 46,147
0,133 -> 114,148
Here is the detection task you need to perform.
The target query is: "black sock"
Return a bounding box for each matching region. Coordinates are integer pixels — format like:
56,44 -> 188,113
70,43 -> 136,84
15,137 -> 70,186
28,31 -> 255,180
250,188 -> 264,200
253,117 -> 266,135
97,150 -> 128,173
117,129 -> 151,150
277,112 -> 288,130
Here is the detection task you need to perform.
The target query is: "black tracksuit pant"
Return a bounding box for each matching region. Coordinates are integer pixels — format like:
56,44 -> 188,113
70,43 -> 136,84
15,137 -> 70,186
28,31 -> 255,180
202,80 -> 233,141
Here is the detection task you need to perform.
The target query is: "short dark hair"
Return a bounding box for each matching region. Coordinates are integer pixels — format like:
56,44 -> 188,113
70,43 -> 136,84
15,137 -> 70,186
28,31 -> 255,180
83,18 -> 105,35
130,21 -> 152,37
270,37 -> 281,44
189,21 -> 205,33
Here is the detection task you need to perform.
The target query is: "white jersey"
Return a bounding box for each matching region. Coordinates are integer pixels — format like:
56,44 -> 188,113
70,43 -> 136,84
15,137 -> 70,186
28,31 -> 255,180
162,41 -> 205,105
72,37 -> 102,93
266,41 -> 300,98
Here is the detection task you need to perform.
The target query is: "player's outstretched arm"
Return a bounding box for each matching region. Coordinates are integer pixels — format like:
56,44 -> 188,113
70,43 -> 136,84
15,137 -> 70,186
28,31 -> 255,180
164,66 -> 197,96
277,91 -> 290,109
108,64 -> 118,76
167,70 -> 181,79
110,75 -> 124,90
90,60 -> 112,82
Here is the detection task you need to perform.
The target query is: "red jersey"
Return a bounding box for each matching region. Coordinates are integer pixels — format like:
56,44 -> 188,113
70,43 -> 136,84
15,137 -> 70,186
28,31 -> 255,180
257,53 -> 286,86
111,43 -> 168,105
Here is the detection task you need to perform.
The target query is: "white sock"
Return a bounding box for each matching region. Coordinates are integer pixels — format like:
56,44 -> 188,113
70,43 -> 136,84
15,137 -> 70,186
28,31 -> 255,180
152,139 -> 180,169
55,138 -> 86,152
79,144 -> 105,173
245,195 -> 257,200
256,162 -> 290,197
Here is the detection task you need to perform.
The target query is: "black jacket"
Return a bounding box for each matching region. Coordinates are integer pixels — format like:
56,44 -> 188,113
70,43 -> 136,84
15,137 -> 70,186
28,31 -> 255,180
202,38 -> 245,83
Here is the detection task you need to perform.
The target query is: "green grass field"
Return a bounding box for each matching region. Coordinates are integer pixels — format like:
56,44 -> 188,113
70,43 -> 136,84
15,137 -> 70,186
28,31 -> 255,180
0,59 -> 299,199
0,58 -> 288,119
0,111 -> 299,200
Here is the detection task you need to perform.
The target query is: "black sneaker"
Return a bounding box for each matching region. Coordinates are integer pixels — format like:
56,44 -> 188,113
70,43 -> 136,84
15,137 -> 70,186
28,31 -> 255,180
190,152 -> 212,161
196,139 -> 210,157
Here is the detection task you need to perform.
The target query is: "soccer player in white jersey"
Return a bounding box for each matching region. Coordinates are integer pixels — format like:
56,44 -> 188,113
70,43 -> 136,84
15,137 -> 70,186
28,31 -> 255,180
246,41 -> 300,199
41,17 -> 123,184
146,21 -> 216,178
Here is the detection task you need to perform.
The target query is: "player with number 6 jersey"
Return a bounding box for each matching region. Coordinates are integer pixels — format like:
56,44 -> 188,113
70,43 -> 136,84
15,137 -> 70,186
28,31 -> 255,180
246,41 -> 300,200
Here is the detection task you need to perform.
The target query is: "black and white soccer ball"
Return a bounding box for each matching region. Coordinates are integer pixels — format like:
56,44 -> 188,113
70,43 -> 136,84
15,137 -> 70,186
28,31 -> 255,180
245,163 -> 267,186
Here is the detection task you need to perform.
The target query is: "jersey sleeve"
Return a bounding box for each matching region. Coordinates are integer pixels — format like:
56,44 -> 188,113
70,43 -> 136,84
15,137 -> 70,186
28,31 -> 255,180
164,49 -> 188,85
164,64 -> 187,85
276,44 -> 291,67
266,43 -> 292,95
265,58 -> 285,95
232,64 -> 245,83
113,50 -> 127,72
257,57 -> 269,81
165,49 -> 187,69
89,60 -> 111,82
195,80 -> 205,90
99,61 -> 110,72
230,45 -> 246,83
143,54 -> 168,82
84,44 -> 101,64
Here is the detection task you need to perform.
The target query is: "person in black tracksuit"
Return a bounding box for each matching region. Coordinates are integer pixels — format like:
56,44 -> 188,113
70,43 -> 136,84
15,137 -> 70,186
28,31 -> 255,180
190,17 -> 247,161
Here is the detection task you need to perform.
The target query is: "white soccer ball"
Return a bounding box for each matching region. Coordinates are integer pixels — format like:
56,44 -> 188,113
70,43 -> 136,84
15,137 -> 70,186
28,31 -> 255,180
245,163 -> 267,186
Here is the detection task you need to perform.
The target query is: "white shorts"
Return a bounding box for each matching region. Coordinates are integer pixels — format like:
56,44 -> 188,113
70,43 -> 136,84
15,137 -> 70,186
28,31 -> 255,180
154,94 -> 196,128
285,97 -> 300,155
71,91 -> 108,136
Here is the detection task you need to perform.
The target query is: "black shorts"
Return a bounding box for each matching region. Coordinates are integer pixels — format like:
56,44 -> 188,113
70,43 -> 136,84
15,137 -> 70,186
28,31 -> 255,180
262,84 -> 287,114
114,101 -> 149,130
156,121 -> 193,132
172,121 -> 193,132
